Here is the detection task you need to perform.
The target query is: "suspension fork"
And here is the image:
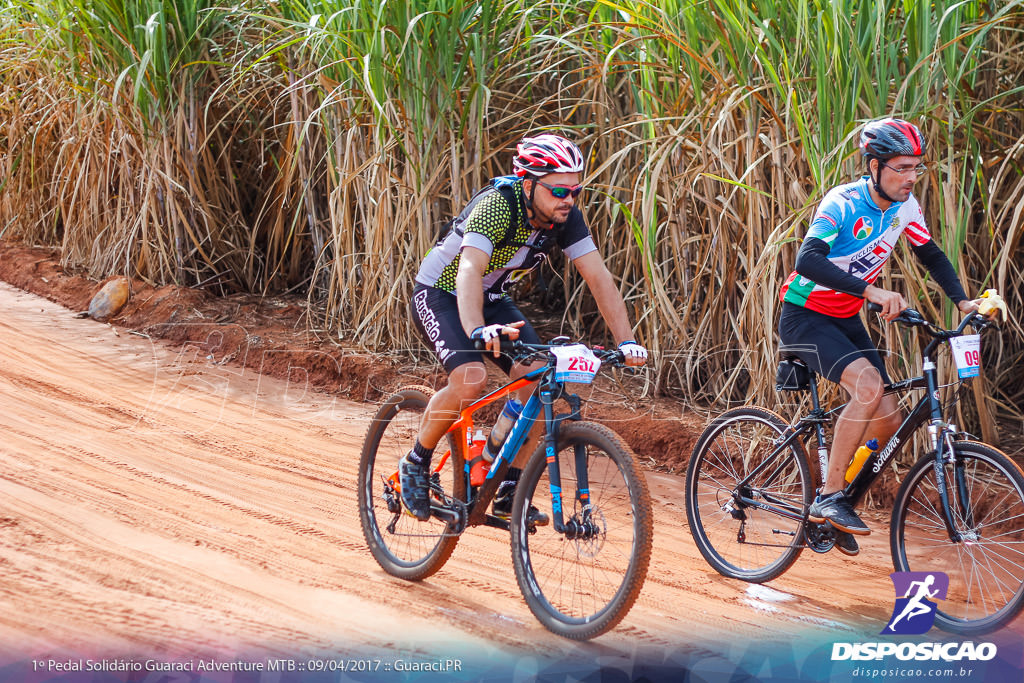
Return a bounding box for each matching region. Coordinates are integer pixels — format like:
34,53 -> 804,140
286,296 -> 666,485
538,383 -> 588,534
929,424 -> 976,540
566,394 -> 590,521
952,442 -> 976,533
539,383 -> 568,532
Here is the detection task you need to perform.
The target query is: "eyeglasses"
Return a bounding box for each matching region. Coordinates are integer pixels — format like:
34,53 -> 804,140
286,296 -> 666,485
536,179 -> 584,199
881,162 -> 928,178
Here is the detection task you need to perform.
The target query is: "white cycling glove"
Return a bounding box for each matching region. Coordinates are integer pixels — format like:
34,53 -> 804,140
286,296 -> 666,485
471,324 -> 507,343
618,340 -> 648,363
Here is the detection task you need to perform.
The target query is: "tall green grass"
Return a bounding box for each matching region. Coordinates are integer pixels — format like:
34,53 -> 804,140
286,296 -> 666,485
1,0 -> 1022,444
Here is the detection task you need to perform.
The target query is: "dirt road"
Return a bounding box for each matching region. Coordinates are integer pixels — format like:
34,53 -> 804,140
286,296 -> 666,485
1,282 -> 1019,678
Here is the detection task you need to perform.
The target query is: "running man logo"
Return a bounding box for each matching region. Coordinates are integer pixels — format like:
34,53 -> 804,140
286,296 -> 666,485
854,217 -> 873,240
882,572 -> 949,635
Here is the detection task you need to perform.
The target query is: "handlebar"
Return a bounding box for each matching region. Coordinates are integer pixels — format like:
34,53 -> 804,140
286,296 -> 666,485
473,338 -> 628,367
865,301 -> 996,338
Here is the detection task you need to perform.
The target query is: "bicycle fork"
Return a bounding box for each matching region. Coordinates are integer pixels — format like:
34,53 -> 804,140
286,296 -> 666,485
921,357 -> 976,543
929,422 -> 978,542
537,386 -> 595,538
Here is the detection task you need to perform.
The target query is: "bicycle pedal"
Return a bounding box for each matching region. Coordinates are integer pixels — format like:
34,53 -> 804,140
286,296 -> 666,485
428,504 -> 456,523
803,521 -> 836,554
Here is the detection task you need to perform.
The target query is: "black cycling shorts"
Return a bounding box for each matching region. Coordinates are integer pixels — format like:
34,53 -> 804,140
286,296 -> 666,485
411,284 -> 541,375
778,301 -> 891,384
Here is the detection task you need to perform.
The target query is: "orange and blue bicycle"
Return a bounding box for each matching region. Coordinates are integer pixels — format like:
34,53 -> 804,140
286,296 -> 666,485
357,338 -> 653,640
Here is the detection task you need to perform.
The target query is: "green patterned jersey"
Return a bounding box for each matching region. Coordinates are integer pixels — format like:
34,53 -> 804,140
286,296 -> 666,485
415,177 -> 596,301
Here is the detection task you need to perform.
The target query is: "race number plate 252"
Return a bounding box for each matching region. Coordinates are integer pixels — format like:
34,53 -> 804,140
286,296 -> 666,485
551,344 -> 601,384
950,334 -> 981,379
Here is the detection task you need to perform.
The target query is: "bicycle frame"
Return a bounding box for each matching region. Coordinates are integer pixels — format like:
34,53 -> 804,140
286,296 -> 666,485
846,319 -> 977,541
436,360 -> 587,533
735,315 -> 981,542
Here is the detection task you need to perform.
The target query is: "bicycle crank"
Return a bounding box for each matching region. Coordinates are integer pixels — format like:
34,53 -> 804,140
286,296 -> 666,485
803,521 -> 836,554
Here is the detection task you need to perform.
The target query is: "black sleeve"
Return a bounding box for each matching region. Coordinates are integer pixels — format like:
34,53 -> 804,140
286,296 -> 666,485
556,206 -> 591,249
909,240 -> 968,304
793,237 -> 869,297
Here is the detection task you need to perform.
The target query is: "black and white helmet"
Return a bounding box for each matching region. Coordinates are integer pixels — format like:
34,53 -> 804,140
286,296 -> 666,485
512,134 -> 585,177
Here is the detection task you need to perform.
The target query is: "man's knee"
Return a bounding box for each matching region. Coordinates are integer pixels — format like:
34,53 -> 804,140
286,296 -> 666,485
841,361 -> 885,408
447,363 -> 488,401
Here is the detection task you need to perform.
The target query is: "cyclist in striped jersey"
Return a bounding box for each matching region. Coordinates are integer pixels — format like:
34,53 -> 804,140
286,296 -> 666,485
778,118 -> 980,555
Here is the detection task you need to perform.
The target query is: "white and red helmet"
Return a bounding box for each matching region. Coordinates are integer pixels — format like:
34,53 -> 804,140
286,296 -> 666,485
512,134 -> 585,177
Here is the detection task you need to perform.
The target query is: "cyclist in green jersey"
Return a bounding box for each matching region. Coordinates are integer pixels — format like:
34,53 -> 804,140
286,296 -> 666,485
401,134 -> 648,522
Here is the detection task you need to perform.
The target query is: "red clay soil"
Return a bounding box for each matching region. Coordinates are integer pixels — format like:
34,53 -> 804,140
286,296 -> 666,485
3,240 -> 1022,661
0,242 -> 703,470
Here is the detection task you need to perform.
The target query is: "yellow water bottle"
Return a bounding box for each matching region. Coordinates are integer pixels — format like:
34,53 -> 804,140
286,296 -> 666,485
845,439 -> 878,483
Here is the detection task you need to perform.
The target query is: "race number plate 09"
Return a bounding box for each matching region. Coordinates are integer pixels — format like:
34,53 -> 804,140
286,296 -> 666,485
950,334 -> 981,379
551,344 -> 602,384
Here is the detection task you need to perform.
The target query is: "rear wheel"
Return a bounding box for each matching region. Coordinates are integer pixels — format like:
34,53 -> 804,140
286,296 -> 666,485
510,421 -> 652,640
685,406 -> 812,582
358,386 -> 465,580
891,441 -> 1024,635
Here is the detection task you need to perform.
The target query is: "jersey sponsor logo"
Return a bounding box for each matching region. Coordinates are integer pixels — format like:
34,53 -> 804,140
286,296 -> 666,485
412,291 -> 456,361
503,251 -> 548,287
412,289 -> 452,361
413,289 -> 440,340
848,237 -> 894,279
854,216 -> 873,240
434,340 -> 454,361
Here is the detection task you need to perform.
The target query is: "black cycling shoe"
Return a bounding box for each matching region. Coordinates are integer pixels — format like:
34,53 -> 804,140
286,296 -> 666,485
398,454 -> 431,521
808,491 -> 870,535
492,482 -> 550,526
832,527 -> 860,556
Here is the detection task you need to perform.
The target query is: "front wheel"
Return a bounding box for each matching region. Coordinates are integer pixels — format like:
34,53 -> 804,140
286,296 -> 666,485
358,386 -> 465,580
891,440 -> 1024,635
685,406 -> 812,582
510,421 -> 653,640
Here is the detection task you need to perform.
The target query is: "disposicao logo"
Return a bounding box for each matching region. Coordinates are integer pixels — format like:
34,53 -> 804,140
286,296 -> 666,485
882,571 -> 947,635
831,571 -> 999,664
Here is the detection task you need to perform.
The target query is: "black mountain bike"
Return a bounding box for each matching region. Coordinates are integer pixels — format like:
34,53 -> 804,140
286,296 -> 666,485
685,303 -> 1024,635
358,339 -> 653,640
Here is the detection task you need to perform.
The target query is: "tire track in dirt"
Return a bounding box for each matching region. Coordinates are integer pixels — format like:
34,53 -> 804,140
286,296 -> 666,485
0,483 -> 335,656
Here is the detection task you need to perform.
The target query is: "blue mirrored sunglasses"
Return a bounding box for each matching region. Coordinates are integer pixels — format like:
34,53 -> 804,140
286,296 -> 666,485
536,179 -> 584,199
